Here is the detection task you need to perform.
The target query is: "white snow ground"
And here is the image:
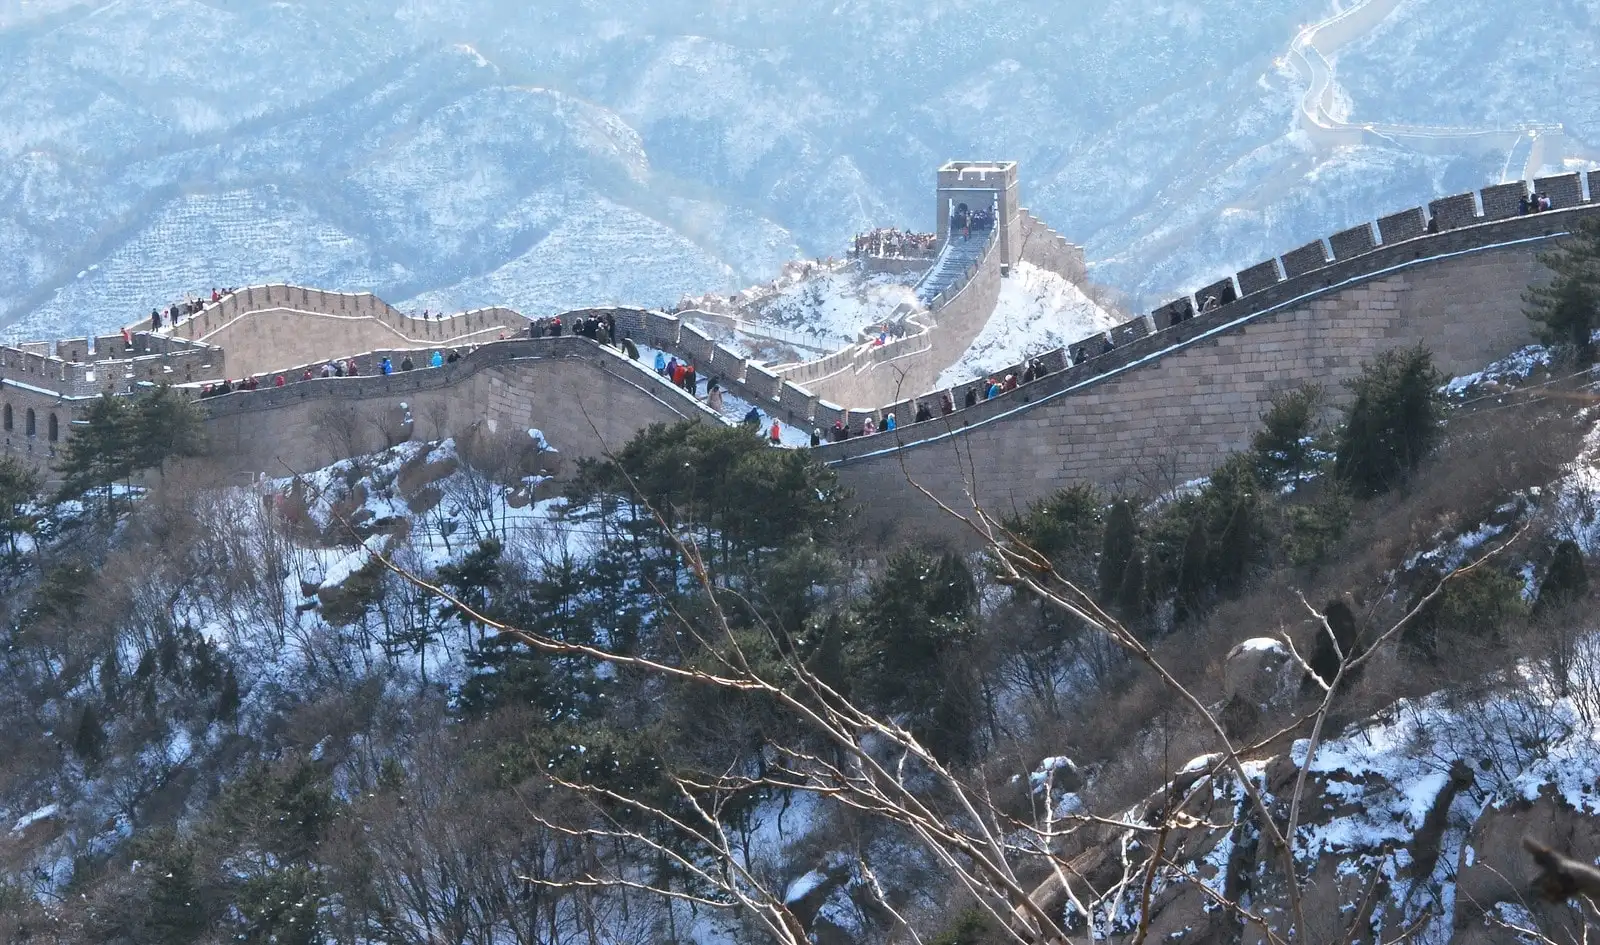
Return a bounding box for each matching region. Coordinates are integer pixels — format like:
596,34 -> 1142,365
936,261 -> 1121,388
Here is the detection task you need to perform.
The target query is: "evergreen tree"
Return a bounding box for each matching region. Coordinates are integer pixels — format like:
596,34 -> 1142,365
1006,484 -> 1104,580
54,394 -> 135,511
1098,501 -> 1137,603
131,384 -> 208,476
73,703 -> 106,764
1174,516 -> 1208,621
1535,539 -> 1589,616
215,667 -> 241,724
0,456 -> 40,559
1526,217 -> 1600,363
804,613 -> 851,702
1306,599 -> 1362,690
1404,566 -> 1527,660
1253,384 -> 1324,479
1335,346 -> 1444,497
1115,550 -> 1147,620
436,537 -> 505,647
854,550 -> 978,749
1213,498 -> 1255,597
137,830 -> 207,944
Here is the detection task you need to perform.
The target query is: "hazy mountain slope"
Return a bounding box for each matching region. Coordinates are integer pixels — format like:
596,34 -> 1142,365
0,0 -> 1594,339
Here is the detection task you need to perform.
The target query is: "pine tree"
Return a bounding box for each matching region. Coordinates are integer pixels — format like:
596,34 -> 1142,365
1098,501 -> 1137,603
1212,499 -> 1256,597
131,384 -> 208,476
803,613 -> 851,702
1526,217 -> 1600,363
215,667 -> 241,724
1175,516 -> 1209,621
54,394 -> 135,512
1115,550 -> 1147,619
0,456 -> 40,559
1335,346 -> 1443,497
1253,384 -> 1324,478
137,830 -> 207,945
73,703 -> 106,764
1535,540 -> 1589,617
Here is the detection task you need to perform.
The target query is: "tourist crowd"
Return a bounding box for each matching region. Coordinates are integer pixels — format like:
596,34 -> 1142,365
825,356 -> 1056,442
850,229 -> 937,259
195,348 -> 472,398
950,205 -> 995,239
1521,192 -> 1555,214
148,287 -> 240,330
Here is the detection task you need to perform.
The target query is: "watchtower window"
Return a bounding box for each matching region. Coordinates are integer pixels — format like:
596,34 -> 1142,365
48,413 -> 58,443
25,409 -> 35,437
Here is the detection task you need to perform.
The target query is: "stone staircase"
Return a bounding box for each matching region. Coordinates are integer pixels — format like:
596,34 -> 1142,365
914,229 -> 993,307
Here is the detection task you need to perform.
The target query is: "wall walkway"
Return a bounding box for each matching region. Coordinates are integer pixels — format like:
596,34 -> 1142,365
201,336 -> 719,479
823,192 -> 1592,542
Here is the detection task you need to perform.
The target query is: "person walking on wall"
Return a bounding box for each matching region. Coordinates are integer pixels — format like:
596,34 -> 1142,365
400,356 -> 415,372
810,427 -> 822,447
381,357 -> 393,375
622,336 -> 639,360
769,420 -> 782,445
430,350 -> 443,368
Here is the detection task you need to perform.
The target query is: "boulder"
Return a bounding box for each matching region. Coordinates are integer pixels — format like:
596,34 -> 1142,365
1223,637 -> 1293,704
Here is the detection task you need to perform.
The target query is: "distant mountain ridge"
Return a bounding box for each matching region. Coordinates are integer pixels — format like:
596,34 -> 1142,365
1,0 -> 1594,341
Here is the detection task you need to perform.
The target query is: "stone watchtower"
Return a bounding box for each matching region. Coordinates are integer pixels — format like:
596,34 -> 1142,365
935,161 -> 1022,274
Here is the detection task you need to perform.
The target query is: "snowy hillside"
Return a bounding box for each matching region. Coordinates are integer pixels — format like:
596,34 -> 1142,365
936,261 -> 1122,388
3,0 -> 1596,339
731,262 -> 922,345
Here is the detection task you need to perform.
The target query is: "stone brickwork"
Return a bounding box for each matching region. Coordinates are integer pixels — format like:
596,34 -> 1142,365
821,231 -> 1559,542
1237,259 -> 1283,295
713,344 -> 748,381
1110,317 -> 1153,347
1017,209 -> 1087,282
1429,193 -> 1480,231
1536,173 -> 1584,209
1479,181 -> 1528,221
745,362 -> 784,401
1328,223 -> 1376,260
201,338 -> 717,478
1153,297 -> 1195,329
779,382 -> 818,420
1280,240 -> 1332,278
645,311 -> 681,348
1377,207 -> 1428,244
677,323 -> 715,364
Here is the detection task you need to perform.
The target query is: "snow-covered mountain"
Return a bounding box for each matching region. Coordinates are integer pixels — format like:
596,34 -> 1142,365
0,0 -> 1594,340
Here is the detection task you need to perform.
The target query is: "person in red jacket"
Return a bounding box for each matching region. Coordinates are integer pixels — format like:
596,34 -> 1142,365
768,420 -> 782,445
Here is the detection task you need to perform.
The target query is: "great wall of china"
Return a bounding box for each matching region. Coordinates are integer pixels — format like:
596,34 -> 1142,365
1,160 -> 1592,542
1285,0 -> 1595,178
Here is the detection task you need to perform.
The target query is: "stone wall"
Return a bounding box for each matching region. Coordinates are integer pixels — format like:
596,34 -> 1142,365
201,337 -> 718,478
158,285 -> 528,378
1017,210 -> 1087,282
825,238 -> 1551,543
0,382 -> 71,465
800,233 -> 1005,409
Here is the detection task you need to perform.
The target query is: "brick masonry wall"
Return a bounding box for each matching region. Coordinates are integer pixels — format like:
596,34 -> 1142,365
1017,210 -> 1088,282
202,338 -> 716,479
803,236 -> 1005,408
181,305 -> 517,379
827,242 -> 1549,544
